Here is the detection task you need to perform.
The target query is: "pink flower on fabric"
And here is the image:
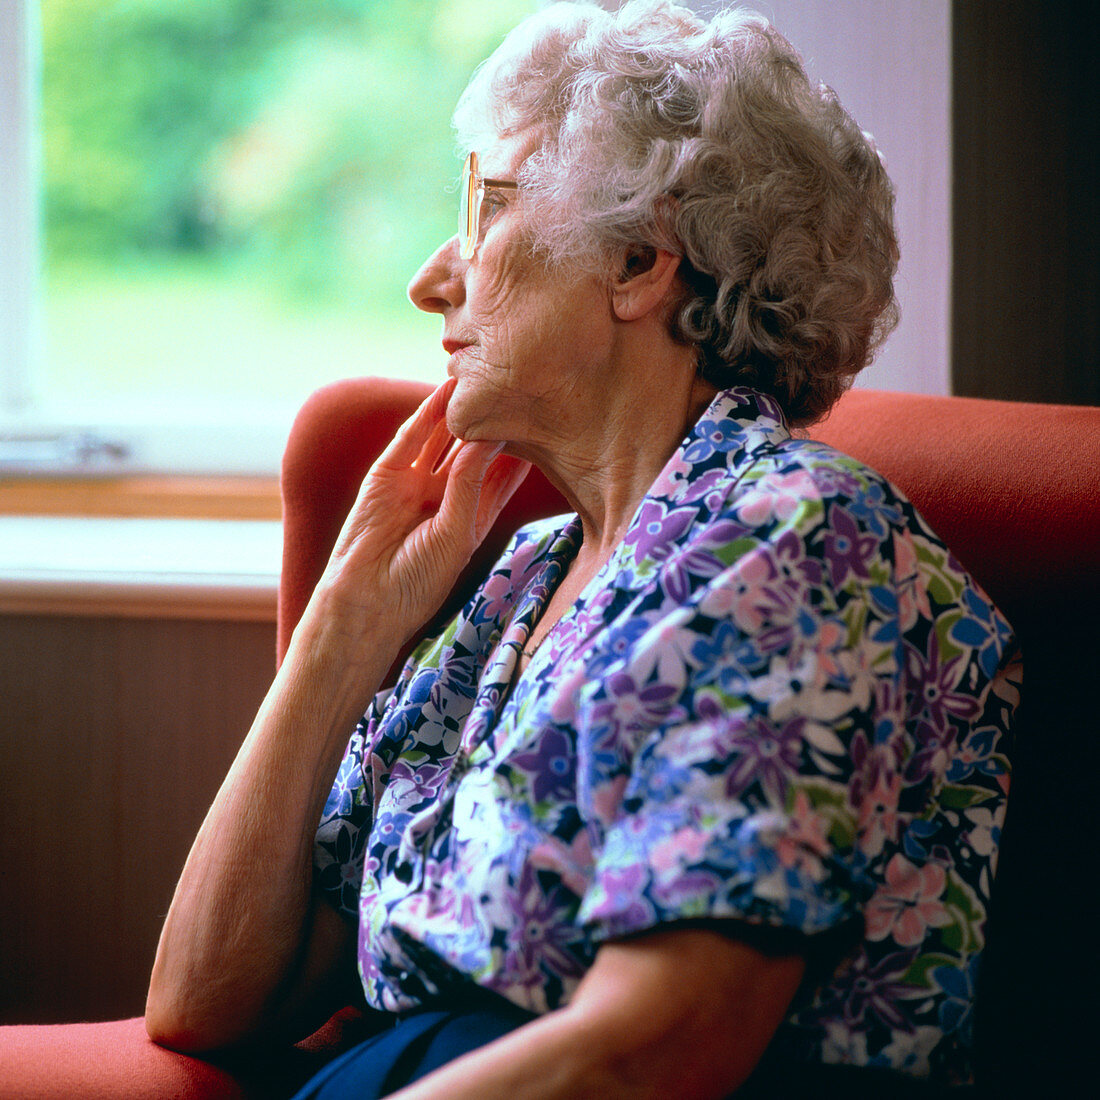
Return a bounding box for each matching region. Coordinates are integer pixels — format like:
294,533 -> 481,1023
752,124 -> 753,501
529,832 -> 595,896
649,450 -> 694,499
586,773 -> 629,822
866,854 -> 950,946
736,469 -> 823,526
855,768 -> 903,859
649,826 -> 710,875
893,530 -> 933,632
774,789 -> 832,872
702,547 -> 780,632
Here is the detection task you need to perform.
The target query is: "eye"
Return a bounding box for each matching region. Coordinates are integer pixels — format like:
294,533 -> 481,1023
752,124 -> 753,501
480,190 -> 509,227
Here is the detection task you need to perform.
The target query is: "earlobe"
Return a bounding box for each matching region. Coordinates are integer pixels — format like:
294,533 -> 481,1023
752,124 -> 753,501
611,246 -> 683,322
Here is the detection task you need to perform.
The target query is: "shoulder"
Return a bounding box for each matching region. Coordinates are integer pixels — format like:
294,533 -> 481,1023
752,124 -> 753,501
737,435 -> 910,525
662,431 -> 916,572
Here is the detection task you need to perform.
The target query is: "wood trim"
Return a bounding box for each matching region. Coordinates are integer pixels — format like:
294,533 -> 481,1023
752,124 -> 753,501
0,475 -> 281,519
0,580 -> 277,623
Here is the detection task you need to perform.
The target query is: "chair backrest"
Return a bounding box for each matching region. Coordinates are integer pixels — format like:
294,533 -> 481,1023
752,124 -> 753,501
280,378 -> 1100,1094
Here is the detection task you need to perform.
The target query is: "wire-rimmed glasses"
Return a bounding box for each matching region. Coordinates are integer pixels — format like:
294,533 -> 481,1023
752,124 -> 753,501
459,151 -> 518,260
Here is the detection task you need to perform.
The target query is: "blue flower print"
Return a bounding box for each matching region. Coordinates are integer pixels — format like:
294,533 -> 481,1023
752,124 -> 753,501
312,386 -> 1016,1089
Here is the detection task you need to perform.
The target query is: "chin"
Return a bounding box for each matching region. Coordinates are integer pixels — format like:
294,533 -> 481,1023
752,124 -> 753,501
445,379 -> 494,442
444,395 -> 479,443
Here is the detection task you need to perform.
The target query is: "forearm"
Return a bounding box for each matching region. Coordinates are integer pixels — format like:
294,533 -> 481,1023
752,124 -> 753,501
146,596 -> 396,1051
391,929 -> 805,1100
148,383 -> 529,1051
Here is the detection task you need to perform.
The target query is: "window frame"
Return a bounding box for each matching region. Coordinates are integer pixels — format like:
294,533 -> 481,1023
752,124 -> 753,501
1,0 -> 38,421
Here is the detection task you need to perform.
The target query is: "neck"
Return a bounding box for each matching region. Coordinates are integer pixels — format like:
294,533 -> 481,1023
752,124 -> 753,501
519,340 -> 717,563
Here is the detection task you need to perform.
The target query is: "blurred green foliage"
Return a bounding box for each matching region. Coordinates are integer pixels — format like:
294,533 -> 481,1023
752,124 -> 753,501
41,0 -> 535,304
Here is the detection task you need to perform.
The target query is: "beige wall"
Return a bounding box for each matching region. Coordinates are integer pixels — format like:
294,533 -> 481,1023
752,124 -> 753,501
0,613 -> 276,1024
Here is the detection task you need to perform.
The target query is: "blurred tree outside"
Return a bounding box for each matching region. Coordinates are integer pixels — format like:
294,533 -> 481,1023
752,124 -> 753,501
39,0 -> 536,414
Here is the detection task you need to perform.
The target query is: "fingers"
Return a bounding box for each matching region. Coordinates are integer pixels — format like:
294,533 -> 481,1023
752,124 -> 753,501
423,421 -> 459,475
474,454 -> 532,542
379,378 -> 457,468
438,441 -> 531,547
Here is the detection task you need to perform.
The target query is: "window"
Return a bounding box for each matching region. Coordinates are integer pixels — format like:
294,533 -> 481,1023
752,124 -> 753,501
1,0 -> 536,478
3,1 -> 950,483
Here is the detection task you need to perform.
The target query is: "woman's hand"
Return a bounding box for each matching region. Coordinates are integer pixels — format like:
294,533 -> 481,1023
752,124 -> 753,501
148,378 -> 528,1053
311,377 -> 531,651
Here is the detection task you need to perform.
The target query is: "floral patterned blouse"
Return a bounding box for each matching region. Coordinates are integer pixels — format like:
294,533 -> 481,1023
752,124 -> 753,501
314,386 -> 1019,1087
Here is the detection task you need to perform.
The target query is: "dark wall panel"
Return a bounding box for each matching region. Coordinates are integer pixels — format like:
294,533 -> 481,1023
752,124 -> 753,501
0,614 -> 275,1024
953,0 -> 1099,405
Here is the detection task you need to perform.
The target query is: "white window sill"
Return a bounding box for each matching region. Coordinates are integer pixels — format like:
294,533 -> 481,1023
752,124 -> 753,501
0,516 -> 281,621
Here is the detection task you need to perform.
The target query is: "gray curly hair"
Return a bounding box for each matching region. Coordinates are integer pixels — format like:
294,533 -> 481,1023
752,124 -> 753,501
454,0 -> 899,426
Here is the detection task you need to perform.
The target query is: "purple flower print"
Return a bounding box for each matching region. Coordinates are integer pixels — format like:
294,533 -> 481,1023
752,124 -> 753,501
662,521 -> 748,603
510,727 -> 576,804
624,501 -> 695,565
588,671 -> 680,745
387,759 -> 449,807
905,630 -> 982,746
586,861 -> 655,929
773,527 -> 825,590
508,873 -> 588,983
723,714 -> 807,801
834,947 -> 922,1033
808,461 -> 864,501
820,504 -> 883,589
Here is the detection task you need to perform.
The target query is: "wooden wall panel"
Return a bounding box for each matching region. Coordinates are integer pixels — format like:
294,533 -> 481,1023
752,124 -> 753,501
952,0 -> 1100,405
0,614 -> 276,1024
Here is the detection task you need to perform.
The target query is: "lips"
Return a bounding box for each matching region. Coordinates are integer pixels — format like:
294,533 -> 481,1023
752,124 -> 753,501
442,338 -> 473,355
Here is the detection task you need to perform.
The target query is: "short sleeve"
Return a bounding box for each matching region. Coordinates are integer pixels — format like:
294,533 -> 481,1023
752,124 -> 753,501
578,705 -> 868,940
576,493 -> 896,942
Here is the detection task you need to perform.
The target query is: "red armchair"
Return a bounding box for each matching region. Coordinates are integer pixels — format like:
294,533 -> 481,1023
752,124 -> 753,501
3,379 -> 1098,1098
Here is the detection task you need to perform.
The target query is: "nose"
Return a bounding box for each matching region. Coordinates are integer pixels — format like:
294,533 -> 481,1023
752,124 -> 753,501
407,236 -> 466,315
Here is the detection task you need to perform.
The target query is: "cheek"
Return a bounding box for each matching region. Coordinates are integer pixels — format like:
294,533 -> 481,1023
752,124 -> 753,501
471,270 -> 526,339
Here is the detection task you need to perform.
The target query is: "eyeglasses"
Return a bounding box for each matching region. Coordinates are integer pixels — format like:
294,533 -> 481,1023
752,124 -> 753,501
459,151 -> 519,260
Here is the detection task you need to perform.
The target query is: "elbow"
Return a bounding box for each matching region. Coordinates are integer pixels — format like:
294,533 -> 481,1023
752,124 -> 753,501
145,974 -> 243,1054
145,1017 -> 208,1055
145,995 -> 213,1054
145,1007 -> 243,1055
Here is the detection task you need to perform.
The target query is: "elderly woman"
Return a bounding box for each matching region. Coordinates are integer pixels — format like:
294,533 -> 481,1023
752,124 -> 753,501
146,2 -> 1017,1097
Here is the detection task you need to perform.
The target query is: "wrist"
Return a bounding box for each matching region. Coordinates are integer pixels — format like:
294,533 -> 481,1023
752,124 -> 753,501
279,587 -> 401,728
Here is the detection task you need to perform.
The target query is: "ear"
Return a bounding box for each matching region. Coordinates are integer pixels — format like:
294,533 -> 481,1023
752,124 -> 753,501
610,245 -> 682,322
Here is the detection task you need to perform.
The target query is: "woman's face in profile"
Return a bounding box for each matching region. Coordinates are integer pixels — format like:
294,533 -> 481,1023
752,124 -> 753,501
408,130 -> 615,459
